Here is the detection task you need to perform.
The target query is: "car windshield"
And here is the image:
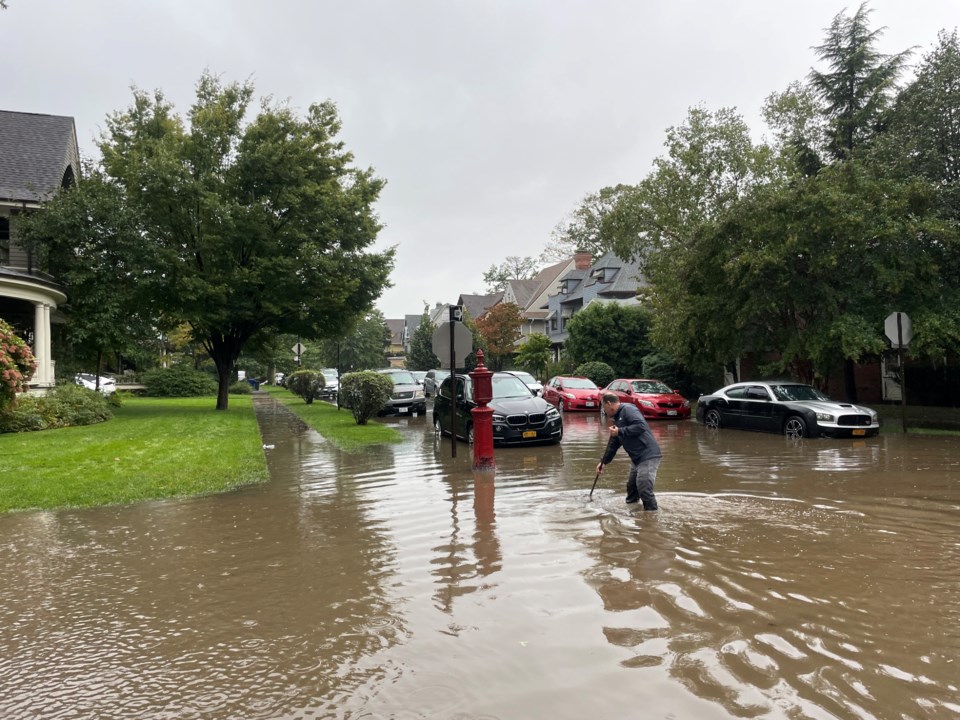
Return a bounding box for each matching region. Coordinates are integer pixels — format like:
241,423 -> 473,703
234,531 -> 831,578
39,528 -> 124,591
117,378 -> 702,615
321,370 -> 338,382
513,371 -> 536,383
631,380 -> 672,394
387,371 -> 416,385
771,384 -> 831,402
492,375 -> 534,399
432,371 -> 449,380
563,377 -> 597,389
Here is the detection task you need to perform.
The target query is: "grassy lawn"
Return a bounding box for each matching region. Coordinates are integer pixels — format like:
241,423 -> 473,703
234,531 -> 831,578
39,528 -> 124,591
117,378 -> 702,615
262,385 -> 402,450
0,396 -> 267,513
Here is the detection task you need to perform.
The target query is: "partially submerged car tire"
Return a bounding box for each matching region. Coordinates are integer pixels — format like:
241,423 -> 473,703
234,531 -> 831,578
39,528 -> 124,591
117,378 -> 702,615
783,415 -> 807,439
704,408 -> 722,429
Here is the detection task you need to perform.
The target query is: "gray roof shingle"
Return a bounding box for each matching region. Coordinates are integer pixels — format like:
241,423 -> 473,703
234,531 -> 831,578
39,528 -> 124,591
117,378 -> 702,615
0,110 -> 80,202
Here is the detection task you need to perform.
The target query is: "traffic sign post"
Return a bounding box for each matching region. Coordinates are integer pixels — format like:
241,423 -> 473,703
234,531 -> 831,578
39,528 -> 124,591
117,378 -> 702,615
432,320 -> 473,457
291,341 -> 305,367
884,312 -> 911,434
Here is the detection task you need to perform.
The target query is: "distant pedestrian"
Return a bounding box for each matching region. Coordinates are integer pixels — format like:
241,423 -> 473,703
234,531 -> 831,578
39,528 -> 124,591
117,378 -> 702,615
595,391 -> 661,510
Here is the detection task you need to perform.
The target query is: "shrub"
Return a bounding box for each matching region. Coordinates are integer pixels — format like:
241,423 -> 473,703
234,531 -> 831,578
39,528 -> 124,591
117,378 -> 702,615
574,361 -> 616,389
143,366 -> 218,397
0,383 -> 113,433
287,369 -> 326,404
0,319 -> 37,408
339,371 -> 393,425
544,358 -> 576,380
229,380 -> 253,395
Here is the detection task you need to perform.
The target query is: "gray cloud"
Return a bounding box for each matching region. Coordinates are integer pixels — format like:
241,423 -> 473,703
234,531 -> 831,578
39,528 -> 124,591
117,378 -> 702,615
3,0 -> 954,318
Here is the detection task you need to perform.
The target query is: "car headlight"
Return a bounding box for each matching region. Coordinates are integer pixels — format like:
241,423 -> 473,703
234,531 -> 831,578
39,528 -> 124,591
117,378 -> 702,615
415,389 -> 424,398
683,400 -> 690,408
869,411 -> 878,422
815,412 -> 835,422
638,399 -> 655,408
546,407 -> 560,419
562,392 -> 575,399
492,413 -> 506,422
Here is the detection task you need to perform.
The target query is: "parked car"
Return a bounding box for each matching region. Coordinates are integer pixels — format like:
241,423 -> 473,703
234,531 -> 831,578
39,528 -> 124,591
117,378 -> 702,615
422,369 -> 450,397
376,368 -> 427,416
75,373 -> 117,395
506,370 -> 543,396
433,372 -> 563,445
411,370 -> 427,385
319,368 -> 339,400
601,378 -> 691,420
543,375 -> 600,411
696,381 -> 880,439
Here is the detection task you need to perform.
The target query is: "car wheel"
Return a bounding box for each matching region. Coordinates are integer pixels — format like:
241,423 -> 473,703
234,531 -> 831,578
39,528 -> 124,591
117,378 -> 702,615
466,423 -> 474,444
553,424 -> 563,444
704,408 -> 722,430
784,416 -> 807,439
433,414 -> 443,436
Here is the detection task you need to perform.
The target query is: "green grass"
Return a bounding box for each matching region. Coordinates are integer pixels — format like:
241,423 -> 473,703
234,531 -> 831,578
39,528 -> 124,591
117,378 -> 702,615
0,396 -> 267,513
262,385 -> 402,450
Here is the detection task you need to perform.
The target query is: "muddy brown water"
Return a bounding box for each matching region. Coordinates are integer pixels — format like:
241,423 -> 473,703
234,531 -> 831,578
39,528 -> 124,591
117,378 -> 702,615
1,395 -> 958,719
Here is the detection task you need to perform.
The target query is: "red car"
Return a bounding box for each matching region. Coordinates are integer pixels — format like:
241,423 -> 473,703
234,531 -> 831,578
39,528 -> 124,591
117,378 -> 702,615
601,378 -> 691,420
543,375 -> 600,411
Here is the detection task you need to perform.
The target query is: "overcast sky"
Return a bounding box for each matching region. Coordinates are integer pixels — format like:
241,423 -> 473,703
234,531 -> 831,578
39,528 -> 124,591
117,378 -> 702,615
4,1 -> 956,319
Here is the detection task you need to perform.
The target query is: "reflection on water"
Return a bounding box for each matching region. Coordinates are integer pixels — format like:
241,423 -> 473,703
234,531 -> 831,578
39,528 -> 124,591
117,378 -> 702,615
1,400 -> 958,719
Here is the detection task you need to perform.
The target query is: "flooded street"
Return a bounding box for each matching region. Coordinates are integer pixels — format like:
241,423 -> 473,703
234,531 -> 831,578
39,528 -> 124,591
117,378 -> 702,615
2,395 -> 959,719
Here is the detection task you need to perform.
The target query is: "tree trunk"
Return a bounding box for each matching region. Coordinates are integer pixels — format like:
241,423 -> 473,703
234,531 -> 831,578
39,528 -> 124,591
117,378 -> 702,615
844,358 -> 857,402
209,341 -> 239,411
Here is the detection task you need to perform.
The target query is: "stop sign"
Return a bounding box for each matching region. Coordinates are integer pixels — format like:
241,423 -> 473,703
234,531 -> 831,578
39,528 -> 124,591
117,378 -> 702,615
884,312 -> 912,348
432,322 -> 473,369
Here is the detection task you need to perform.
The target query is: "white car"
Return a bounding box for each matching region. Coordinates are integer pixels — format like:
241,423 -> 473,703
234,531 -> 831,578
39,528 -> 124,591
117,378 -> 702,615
75,373 -> 117,395
506,370 -> 543,396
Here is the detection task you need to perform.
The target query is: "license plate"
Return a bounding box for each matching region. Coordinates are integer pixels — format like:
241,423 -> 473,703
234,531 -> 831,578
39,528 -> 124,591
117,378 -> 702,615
398,407 -> 408,413
523,430 -> 537,438
585,402 -> 594,407
852,429 -> 865,436
667,410 -> 677,416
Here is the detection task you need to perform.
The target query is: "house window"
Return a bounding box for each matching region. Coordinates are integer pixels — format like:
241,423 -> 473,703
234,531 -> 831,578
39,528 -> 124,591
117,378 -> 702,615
0,217 -> 9,265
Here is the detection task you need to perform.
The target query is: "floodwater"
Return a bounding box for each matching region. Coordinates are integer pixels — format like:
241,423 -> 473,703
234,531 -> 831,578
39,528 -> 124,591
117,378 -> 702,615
1,396 -> 959,720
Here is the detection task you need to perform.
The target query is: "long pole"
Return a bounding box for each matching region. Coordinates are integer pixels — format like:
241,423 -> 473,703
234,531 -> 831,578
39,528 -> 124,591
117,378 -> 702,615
897,313 -> 907,434
450,316 -> 457,458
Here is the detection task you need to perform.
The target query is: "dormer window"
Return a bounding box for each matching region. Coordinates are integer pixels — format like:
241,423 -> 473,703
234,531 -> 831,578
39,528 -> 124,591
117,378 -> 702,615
591,267 -> 618,283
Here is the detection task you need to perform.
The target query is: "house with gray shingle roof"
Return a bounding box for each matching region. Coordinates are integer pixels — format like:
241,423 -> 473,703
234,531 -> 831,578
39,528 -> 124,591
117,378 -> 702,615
543,251 -> 646,358
0,110 -> 78,391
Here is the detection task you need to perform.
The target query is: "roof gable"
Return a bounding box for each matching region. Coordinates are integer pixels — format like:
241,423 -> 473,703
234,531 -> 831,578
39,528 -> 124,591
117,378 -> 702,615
0,110 -> 80,203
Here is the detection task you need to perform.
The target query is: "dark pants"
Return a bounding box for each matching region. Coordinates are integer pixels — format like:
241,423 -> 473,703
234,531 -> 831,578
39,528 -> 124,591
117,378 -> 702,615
626,457 -> 660,510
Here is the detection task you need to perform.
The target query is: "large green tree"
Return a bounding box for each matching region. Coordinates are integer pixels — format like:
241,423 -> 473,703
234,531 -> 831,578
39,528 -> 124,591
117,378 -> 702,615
809,2 -> 910,161
315,310 -> 391,372
564,303 -> 652,378
542,185 -> 634,262
97,73 -> 394,409
18,167 -> 155,381
406,313 -> 441,370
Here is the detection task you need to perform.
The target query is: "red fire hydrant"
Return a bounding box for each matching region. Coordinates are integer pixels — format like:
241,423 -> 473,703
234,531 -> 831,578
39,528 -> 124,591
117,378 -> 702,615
470,349 -> 495,470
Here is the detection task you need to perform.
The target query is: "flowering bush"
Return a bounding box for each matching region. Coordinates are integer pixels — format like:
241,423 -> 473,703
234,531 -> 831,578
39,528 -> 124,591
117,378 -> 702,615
0,319 -> 36,408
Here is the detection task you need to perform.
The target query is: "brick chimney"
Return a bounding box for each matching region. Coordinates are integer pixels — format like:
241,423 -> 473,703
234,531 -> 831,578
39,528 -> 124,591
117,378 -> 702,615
574,250 -> 592,269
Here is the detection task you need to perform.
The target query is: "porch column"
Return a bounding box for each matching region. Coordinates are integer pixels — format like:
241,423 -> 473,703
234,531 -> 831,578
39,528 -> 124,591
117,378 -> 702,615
33,302 -> 52,386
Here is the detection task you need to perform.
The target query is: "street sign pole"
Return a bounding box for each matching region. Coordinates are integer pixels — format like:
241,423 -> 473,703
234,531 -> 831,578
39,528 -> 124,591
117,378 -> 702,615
449,309 -> 457,458
897,313 -> 907,434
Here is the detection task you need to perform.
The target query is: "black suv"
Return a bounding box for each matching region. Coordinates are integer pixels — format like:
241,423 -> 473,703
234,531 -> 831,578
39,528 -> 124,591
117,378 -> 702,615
433,372 -> 563,445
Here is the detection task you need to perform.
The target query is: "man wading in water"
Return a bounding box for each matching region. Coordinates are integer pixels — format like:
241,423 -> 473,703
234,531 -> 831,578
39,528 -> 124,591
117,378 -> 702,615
595,392 -> 661,510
